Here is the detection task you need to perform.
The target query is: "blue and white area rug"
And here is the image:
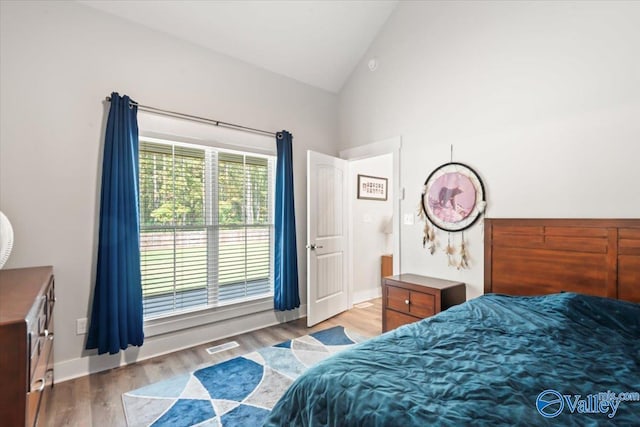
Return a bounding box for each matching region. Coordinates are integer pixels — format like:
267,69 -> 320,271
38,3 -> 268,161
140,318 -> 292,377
122,326 -> 368,427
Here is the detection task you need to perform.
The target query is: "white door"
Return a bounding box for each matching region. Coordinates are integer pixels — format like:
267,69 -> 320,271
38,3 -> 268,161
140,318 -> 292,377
307,151 -> 348,326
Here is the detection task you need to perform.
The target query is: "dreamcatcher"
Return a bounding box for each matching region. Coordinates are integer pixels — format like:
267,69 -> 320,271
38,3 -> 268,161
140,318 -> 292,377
418,149 -> 486,269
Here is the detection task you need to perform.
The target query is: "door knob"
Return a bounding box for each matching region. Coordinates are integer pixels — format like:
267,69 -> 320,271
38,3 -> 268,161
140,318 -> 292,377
306,243 -> 324,250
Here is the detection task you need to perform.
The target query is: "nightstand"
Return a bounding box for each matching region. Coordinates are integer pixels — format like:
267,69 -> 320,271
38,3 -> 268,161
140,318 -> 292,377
382,274 -> 466,332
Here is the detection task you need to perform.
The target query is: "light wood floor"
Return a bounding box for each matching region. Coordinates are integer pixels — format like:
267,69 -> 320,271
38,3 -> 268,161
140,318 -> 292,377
44,299 -> 382,426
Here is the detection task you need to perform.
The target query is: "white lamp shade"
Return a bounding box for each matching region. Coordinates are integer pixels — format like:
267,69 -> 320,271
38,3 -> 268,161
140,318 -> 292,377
381,216 -> 393,234
0,211 -> 14,269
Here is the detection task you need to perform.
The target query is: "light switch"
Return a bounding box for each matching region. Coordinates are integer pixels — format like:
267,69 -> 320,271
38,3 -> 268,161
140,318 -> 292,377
403,214 -> 414,225
76,318 -> 87,335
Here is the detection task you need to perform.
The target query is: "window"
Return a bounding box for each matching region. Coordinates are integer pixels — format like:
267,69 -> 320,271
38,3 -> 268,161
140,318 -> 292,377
139,138 -> 275,319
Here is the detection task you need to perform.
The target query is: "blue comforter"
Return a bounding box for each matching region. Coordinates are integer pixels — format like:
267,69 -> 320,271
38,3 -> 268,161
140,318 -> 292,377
265,293 -> 640,426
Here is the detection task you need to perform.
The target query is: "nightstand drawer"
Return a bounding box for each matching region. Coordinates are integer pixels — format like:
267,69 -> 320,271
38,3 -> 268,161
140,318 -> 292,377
385,309 -> 419,330
387,286 -> 410,313
408,292 -> 435,318
386,285 -> 435,317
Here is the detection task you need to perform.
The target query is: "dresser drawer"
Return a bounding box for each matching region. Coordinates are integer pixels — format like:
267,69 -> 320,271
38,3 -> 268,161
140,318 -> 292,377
29,295 -> 50,383
28,338 -> 53,427
27,367 -> 53,427
26,388 -> 40,427
31,330 -> 53,392
46,277 -> 55,323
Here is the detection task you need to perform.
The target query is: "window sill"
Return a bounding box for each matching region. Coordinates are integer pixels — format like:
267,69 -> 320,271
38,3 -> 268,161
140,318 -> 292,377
143,294 -> 274,338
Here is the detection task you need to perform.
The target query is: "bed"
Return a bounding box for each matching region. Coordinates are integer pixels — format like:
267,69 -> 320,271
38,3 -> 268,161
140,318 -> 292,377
266,219 -> 640,426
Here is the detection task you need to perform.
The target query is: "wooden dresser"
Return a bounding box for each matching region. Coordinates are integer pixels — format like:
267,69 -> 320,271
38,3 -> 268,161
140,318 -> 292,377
0,266 -> 55,426
382,274 -> 465,332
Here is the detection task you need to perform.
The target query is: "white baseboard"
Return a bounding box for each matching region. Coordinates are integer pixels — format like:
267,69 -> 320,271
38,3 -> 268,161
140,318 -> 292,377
352,287 -> 382,305
54,304 -> 307,383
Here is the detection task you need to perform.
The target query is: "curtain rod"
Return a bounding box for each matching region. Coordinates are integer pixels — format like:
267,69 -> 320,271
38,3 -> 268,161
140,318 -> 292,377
104,96 -> 277,138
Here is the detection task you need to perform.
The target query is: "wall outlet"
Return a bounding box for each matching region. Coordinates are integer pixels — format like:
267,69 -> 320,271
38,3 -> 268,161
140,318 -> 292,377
76,318 -> 87,335
403,213 -> 414,225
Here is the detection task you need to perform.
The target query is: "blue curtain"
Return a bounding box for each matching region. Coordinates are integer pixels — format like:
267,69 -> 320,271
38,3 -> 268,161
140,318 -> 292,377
86,92 -> 144,355
274,131 -> 300,311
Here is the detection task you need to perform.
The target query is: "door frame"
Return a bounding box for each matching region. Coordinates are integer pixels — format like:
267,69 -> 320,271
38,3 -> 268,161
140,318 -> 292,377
339,136 -> 402,307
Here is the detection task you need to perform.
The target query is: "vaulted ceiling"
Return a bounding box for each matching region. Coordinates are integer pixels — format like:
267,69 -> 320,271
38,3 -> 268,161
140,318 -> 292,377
79,0 -> 398,93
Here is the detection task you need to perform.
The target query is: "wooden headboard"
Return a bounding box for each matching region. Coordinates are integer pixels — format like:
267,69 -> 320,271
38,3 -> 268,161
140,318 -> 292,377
484,219 -> 640,303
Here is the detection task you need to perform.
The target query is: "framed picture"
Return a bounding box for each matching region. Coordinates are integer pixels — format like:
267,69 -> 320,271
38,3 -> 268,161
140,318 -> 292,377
421,162 -> 485,232
357,174 -> 388,201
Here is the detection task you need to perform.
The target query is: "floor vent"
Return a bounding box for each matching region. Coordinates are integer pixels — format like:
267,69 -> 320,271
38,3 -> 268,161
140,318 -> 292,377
206,341 -> 239,355
354,302 -> 373,309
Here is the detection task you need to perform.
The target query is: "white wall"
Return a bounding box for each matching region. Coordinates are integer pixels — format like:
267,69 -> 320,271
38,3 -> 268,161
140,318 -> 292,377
0,1 -> 339,380
349,154 -> 393,302
339,1 -> 640,299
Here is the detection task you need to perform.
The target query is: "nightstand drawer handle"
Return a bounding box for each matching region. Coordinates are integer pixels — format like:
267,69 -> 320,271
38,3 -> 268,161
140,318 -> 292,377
404,299 -> 410,305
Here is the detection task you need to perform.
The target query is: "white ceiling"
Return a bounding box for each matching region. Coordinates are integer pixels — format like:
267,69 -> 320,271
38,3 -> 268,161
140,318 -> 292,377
78,0 -> 398,93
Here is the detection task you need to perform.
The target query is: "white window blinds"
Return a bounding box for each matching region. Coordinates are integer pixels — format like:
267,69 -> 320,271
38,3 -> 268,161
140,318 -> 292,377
139,139 -> 274,319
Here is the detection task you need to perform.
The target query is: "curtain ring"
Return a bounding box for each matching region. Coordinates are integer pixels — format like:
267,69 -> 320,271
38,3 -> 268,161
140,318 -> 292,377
277,132 -> 283,139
